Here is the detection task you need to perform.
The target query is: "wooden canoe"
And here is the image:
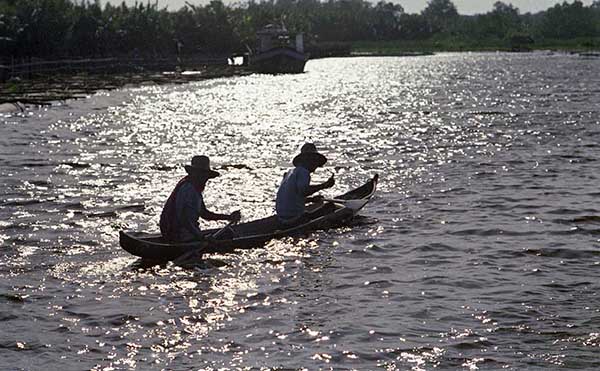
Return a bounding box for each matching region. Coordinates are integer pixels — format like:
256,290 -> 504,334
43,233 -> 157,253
119,174 -> 378,260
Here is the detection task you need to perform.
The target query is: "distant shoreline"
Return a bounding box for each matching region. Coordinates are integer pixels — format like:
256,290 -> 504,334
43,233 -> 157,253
0,65 -> 252,112
348,51 -> 435,57
347,49 -> 600,57
2,48 -> 598,111
351,38 -> 600,55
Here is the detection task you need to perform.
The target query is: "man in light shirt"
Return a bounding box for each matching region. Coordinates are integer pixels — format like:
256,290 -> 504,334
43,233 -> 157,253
276,143 -> 335,225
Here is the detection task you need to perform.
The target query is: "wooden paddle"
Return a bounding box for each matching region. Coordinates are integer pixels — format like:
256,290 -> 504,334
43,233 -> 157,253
212,220 -> 237,239
173,221 -> 235,263
324,198 -> 369,212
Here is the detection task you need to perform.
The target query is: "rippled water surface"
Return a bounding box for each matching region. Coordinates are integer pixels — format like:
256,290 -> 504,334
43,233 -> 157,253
1,53 -> 599,370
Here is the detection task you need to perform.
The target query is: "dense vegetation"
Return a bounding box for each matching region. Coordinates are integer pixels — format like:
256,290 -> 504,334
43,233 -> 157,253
1,0 -> 600,60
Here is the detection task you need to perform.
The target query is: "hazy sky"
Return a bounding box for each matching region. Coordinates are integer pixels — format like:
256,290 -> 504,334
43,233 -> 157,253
111,0 -> 596,15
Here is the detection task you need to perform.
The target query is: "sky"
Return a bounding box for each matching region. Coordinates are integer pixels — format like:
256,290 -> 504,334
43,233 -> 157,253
110,0 -> 596,15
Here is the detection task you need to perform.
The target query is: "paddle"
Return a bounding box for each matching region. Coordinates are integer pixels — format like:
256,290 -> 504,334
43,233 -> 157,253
173,221 -> 236,264
323,198 -> 369,212
212,220 -> 237,239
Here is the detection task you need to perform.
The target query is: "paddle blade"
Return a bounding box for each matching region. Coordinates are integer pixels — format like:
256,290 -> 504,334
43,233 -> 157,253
324,198 -> 369,212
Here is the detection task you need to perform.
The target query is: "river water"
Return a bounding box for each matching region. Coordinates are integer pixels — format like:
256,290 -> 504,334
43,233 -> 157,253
1,52 -> 599,370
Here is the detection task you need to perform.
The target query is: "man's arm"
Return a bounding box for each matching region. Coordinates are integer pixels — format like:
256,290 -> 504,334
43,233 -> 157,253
305,175 -> 335,197
195,192 -> 241,222
199,208 -> 238,222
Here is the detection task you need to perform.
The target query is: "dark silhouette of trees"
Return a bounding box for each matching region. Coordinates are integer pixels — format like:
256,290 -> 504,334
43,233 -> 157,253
478,2 -> 522,39
1,0 -> 599,60
540,1 -> 596,39
373,1 -> 404,40
422,0 -> 459,35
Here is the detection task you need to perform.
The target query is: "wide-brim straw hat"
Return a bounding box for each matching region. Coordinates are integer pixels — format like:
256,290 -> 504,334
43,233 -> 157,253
292,143 -> 327,168
184,155 -> 220,178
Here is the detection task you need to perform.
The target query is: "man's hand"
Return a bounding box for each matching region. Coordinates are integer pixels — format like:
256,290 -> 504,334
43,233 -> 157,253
229,210 -> 241,223
323,175 -> 335,189
307,195 -> 324,203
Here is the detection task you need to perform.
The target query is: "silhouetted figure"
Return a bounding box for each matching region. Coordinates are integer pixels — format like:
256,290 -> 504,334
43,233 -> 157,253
160,155 -> 240,241
276,143 -> 335,225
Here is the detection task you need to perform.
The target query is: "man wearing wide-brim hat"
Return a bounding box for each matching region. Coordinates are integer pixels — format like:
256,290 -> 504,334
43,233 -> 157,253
160,155 -> 241,241
275,143 -> 335,225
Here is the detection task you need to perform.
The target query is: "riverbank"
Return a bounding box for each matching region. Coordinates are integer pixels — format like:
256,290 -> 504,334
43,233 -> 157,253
3,44 -> 598,112
349,51 -> 434,57
0,65 -> 251,111
351,37 -> 600,54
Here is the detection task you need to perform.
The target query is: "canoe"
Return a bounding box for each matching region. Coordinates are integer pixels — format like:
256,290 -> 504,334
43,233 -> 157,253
119,174 -> 378,260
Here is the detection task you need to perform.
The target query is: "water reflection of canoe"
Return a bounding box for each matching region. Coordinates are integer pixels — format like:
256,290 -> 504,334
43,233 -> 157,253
119,174 -> 378,261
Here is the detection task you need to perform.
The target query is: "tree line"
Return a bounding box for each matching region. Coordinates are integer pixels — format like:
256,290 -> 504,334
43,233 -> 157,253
1,0 -> 600,60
